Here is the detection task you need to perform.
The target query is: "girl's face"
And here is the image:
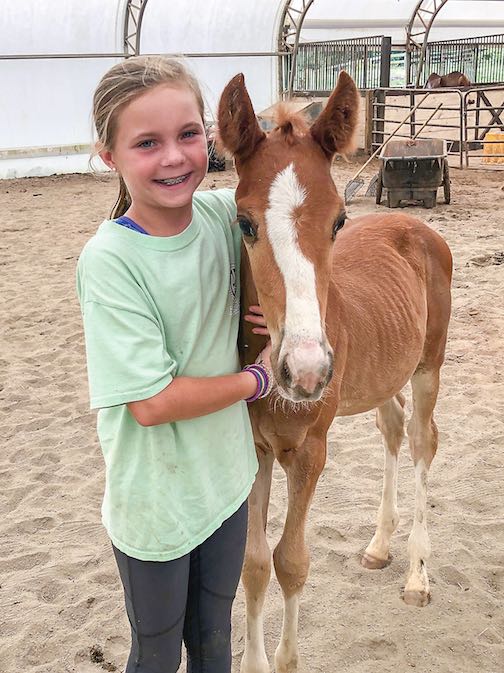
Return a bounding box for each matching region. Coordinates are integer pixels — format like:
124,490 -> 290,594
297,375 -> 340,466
100,84 -> 208,227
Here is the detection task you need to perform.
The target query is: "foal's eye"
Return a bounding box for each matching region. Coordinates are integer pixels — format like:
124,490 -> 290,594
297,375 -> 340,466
238,217 -> 256,240
332,212 -> 346,239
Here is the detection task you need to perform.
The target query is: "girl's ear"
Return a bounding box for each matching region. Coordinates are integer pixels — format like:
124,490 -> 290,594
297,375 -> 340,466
99,149 -> 116,171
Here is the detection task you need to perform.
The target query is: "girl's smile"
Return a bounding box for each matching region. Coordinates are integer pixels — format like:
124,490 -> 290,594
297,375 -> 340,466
154,173 -> 192,186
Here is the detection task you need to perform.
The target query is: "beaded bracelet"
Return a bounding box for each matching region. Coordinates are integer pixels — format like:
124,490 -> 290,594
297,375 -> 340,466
243,363 -> 272,403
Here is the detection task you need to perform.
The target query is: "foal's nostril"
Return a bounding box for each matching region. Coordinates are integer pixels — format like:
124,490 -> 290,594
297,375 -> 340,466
325,350 -> 334,380
282,359 -> 292,386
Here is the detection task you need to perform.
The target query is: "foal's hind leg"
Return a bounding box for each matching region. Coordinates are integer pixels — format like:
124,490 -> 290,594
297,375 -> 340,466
404,367 -> 440,607
241,448 -> 274,673
362,393 -> 405,569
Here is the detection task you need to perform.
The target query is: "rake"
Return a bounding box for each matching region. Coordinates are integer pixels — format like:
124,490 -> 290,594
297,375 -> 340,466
344,93 -> 429,204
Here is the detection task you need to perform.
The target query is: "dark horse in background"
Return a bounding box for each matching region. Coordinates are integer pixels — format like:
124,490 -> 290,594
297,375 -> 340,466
426,71 -> 471,88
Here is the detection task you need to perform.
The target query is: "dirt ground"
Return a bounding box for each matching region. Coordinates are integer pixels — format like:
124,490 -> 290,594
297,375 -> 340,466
1,158 -> 503,673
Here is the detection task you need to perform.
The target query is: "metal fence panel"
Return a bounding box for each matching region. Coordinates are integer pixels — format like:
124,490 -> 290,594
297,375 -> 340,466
371,85 -> 504,170
283,35 -> 389,94
409,33 -> 504,86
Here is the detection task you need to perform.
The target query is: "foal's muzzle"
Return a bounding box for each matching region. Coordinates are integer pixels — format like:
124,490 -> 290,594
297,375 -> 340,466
277,338 -> 334,402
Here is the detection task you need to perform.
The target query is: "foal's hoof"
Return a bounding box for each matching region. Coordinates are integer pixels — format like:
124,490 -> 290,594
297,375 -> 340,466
360,552 -> 391,570
403,589 -> 430,607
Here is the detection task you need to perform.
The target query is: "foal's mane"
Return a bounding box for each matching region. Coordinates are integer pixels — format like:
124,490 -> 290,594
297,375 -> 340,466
214,102 -> 310,158
270,104 -> 310,143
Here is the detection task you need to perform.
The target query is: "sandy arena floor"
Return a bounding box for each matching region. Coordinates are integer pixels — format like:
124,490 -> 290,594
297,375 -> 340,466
1,159 -> 503,673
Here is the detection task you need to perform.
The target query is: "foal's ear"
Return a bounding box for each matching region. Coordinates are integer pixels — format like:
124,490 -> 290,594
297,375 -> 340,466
310,71 -> 360,158
217,74 -> 266,161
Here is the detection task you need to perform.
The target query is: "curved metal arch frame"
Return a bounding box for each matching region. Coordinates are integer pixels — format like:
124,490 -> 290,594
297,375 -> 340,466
277,0 -> 315,97
405,0 -> 449,87
124,0 -> 484,92
123,0 -> 149,56
123,1 -> 315,96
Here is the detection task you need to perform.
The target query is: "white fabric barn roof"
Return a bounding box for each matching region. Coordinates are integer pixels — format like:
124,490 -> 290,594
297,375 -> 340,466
1,0 -> 503,178
304,0 -> 504,43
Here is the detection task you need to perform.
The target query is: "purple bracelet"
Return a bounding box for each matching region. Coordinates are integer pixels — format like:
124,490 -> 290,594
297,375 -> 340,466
243,364 -> 270,403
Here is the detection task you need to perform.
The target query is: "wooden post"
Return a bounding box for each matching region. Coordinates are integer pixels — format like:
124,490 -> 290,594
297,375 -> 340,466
365,90 -> 374,154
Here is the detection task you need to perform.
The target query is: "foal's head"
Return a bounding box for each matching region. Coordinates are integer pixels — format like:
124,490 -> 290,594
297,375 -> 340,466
218,72 -> 359,402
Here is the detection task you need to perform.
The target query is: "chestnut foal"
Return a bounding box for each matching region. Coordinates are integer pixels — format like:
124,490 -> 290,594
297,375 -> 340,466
218,72 -> 452,673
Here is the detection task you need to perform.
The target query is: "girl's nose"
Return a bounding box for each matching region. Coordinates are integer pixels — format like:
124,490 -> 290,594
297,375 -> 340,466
161,143 -> 184,166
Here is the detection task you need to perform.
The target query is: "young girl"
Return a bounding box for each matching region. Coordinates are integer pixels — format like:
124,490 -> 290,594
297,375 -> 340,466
77,56 -> 271,673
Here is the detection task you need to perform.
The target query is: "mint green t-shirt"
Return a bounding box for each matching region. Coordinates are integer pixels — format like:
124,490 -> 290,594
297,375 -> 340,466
76,189 -> 258,561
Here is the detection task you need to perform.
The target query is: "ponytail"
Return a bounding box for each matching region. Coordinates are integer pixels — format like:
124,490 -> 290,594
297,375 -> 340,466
111,175 -> 132,219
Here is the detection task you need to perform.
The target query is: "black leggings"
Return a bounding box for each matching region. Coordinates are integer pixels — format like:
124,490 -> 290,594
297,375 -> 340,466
112,501 -> 248,673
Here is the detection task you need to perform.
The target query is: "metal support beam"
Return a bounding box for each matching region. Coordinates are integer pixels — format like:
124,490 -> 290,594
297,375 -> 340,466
278,0 -> 315,98
405,0 -> 449,87
123,0 -> 150,56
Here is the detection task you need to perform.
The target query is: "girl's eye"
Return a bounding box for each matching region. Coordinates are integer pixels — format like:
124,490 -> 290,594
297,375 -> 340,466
181,130 -> 198,139
332,212 -> 346,239
238,217 -> 256,240
138,139 -> 155,149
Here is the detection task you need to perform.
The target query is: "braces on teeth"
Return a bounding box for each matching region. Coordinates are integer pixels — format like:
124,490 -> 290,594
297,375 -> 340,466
159,175 -> 187,185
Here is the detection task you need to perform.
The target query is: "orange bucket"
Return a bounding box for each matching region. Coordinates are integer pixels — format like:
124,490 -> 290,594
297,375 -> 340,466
483,131 -> 504,164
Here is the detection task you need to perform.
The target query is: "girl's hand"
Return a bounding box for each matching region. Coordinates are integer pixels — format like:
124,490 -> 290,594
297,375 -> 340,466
256,341 -> 272,370
244,305 -> 269,336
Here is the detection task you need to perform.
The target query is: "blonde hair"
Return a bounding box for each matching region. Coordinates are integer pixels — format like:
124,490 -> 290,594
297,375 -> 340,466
92,56 -> 205,218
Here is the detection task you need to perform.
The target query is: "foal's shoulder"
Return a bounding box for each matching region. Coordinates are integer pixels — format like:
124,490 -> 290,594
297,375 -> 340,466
336,213 -> 446,260
341,212 -> 436,241
337,213 -> 450,273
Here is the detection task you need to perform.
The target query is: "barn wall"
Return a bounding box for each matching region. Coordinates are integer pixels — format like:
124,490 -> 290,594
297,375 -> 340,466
1,0 -> 504,177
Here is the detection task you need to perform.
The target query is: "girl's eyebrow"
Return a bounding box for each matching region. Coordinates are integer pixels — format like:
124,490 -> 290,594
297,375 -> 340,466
131,121 -> 203,142
180,121 -> 204,130
131,130 -> 158,142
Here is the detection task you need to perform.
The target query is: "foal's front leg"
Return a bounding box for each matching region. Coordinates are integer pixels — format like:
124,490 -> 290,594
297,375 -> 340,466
241,448 -> 274,673
273,435 -> 326,673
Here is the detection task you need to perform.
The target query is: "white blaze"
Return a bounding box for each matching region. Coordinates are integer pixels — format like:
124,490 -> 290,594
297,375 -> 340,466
265,163 -> 322,343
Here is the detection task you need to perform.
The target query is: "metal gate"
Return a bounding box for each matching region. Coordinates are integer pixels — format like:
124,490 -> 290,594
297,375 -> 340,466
371,85 -> 504,169
282,35 -> 392,95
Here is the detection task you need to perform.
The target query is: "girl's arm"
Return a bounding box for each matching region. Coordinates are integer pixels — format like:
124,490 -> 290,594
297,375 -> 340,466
128,307 -> 271,426
128,370 -> 258,426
